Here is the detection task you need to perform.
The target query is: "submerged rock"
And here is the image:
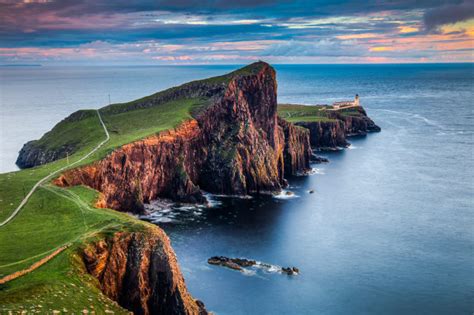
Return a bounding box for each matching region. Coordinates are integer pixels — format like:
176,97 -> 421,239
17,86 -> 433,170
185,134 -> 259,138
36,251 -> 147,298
282,267 -> 300,275
208,256 -> 299,276
207,256 -> 256,271
311,154 -> 329,163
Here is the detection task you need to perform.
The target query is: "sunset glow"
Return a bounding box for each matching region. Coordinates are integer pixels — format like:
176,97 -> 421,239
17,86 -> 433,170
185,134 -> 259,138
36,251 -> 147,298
1,0 -> 473,64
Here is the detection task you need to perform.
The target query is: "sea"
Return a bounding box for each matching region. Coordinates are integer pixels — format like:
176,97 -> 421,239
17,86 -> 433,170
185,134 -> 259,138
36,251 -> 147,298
1,64 -> 473,314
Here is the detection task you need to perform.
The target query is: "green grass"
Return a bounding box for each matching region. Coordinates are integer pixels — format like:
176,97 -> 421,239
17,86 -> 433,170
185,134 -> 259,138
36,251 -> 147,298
22,110 -> 105,154
277,104 -> 337,123
0,168 -> 143,312
0,122 -> 151,311
99,61 -> 267,116
200,61 -> 267,84
0,246 -> 129,314
338,108 -> 363,116
0,181 -> 135,275
101,97 -> 208,152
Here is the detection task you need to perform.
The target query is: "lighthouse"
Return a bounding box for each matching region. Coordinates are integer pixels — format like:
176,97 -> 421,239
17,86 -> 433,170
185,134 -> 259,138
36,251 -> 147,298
354,94 -> 360,106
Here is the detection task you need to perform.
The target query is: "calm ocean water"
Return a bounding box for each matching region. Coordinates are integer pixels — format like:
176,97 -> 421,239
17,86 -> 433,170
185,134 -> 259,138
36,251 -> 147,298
1,64 -> 473,314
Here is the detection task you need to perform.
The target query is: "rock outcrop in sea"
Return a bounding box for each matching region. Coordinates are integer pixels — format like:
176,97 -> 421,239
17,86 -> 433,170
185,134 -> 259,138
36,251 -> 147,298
207,256 -> 299,276
53,62 -> 312,213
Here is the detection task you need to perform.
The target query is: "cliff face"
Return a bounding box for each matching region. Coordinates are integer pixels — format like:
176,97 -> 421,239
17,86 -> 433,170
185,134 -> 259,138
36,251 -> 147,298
54,120 -> 206,213
54,63 -> 312,213
334,107 -> 381,136
83,228 -> 207,315
16,141 -> 71,168
278,117 -> 313,175
295,120 -> 348,150
295,107 -> 380,150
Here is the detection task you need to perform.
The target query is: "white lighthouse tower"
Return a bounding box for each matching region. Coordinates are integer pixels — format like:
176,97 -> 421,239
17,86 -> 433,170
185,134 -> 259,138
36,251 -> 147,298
354,94 -> 360,106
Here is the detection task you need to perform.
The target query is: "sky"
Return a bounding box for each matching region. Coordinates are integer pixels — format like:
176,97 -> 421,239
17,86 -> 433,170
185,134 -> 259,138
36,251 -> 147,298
0,0 -> 473,65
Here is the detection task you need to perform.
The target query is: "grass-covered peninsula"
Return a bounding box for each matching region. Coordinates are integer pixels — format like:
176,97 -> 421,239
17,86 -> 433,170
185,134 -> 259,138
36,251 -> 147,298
0,62 -> 277,313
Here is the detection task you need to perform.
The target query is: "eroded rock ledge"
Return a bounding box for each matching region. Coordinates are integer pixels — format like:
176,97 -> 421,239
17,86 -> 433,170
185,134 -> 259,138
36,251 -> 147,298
83,228 -> 207,315
54,62 -> 312,213
295,107 -> 381,150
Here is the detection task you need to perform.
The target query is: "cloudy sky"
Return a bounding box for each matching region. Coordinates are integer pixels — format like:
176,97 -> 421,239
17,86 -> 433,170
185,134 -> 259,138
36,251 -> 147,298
1,0 -> 473,64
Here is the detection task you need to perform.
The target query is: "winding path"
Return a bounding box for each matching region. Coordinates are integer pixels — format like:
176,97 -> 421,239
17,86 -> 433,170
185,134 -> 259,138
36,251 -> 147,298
0,222 -> 121,285
0,110 -> 110,228
0,245 -> 70,285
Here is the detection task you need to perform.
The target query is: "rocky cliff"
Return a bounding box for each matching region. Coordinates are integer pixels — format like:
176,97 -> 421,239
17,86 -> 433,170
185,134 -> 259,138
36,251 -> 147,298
54,62 -> 312,213
295,120 -> 348,150
83,228 -> 207,315
16,141 -> 69,169
295,107 -> 380,150
335,107 -> 381,136
278,117 -> 313,175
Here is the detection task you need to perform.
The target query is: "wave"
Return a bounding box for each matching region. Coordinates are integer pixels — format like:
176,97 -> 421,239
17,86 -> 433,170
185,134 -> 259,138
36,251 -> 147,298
412,113 -> 447,130
150,217 -> 174,224
141,197 -> 210,225
273,190 -> 299,199
254,261 -> 299,275
307,167 -> 325,175
207,193 -> 253,199
374,109 -> 448,131
241,269 -> 257,276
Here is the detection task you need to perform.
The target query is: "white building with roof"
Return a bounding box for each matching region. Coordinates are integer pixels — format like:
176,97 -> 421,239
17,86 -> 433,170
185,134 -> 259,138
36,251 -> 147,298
332,94 -> 360,109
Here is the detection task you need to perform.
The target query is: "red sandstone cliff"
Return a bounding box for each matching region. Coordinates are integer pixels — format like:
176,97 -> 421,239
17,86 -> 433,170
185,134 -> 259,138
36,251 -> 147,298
278,117 -> 313,175
83,228 -> 207,315
294,120 -> 348,150
55,62 -> 312,213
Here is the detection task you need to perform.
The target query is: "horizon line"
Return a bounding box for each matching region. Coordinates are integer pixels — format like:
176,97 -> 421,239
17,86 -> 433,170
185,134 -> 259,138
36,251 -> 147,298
1,62 -> 473,67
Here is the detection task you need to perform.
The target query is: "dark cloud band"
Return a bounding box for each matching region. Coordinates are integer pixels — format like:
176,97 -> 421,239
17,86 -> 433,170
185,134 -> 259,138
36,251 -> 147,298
424,1 -> 474,31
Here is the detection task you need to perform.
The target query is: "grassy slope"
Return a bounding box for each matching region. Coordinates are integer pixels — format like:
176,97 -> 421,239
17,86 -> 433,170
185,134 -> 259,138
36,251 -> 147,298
0,62 -> 271,311
277,104 -> 337,122
0,185 -> 136,314
101,97 -> 209,155
24,110 -> 105,153
277,103 -> 363,123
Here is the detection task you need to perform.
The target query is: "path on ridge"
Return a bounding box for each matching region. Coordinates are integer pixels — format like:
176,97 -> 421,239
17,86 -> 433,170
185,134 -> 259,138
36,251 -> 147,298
0,110 -> 110,227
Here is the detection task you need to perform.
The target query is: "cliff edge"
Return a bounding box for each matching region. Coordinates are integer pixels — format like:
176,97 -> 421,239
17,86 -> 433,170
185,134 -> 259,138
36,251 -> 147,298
53,62 -> 312,213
